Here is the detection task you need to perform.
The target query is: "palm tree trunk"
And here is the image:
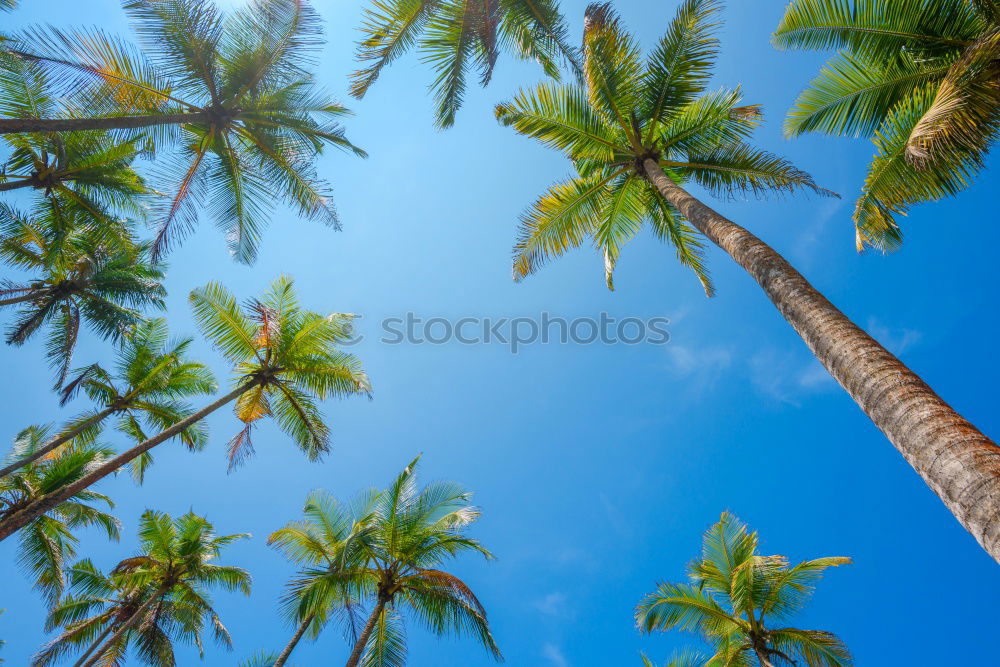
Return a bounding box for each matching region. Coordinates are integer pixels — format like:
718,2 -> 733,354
344,597 -> 388,667
0,406 -> 116,479
0,382 -> 258,542
752,645 -> 775,667
641,158 -> 1000,562
0,293 -> 37,307
0,179 -> 33,192
81,589 -> 167,667
71,619 -> 117,667
0,112 -> 210,135
273,614 -> 314,667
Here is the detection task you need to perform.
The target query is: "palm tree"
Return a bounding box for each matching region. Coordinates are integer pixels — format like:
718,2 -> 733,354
0,204 -> 166,386
335,456 -> 501,667
1,0 -> 365,262
34,510 -> 250,667
773,0 -> 999,250
350,0 -> 580,128
636,512 -> 851,667
495,0 -> 1000,562
0,426 -> 120,606
0,275 -> 371,541
267,489 -> 375,667
0,55 -> 152,217
0,317 -> 216,480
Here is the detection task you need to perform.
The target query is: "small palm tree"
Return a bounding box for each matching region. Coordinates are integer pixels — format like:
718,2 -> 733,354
0,275 -> 370,541
267,489 -> 374,667
350,0 -> 580,128
2,0 -> 365,262
496,0 -> 1000,562
0,204 -> 166,386
0,426 -> 120,606
34,510 -> 250,667
636,512 -> 852,667
773,0 -> 1000,250
339,456 -> 501,667
0,317 -> 216,480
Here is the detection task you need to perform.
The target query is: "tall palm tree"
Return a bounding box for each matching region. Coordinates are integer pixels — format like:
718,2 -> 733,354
0,317 -> 216,480
495,0 -> 1000,562
1,0 -> 365,262
0,55 -> 152,218
0,426 -> 120,606
334,456 -> 501,667
636,512 -> 852,667
350,0 -> 580,128
0,275 -> 371,541
0,205 -> 166,386
773,0 -> 1000,250
34,510 -> 251,667
267,489 -> 375,667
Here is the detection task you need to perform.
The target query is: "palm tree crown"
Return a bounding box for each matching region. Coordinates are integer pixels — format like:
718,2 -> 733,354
351,0 -> 580,128
266,488 -> 375,666
59,317 -> 218,482
4,0 -> 366,262
773,0 -> 1000,250
34,509 -> 251,666
0,426 -> 120,606
0,204 -> 166,386
0,55 -> 152,222
496,0 -> 832,294
189,275 -> 371,469
272,457 -> 502,666
636,512 -> 852,667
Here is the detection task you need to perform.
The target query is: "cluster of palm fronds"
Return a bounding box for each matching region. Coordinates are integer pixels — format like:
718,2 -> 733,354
1,0 -> 995,664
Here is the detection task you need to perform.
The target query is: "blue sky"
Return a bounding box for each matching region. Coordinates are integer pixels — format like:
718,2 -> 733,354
2,0 -> 998,665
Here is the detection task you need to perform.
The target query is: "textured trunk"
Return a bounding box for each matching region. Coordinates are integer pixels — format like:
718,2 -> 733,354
273,614 -> 314,667
344,597 -> 388,667
752,645 -> 775,667
81,589 -> 166,667
71,619 -> 116,667
0,406 -> 116,479
642,158 -> 1000,562
0,179 -> 33,192
0,112 -> 210,135
0,382 -> 257,541
0,293 -> 37,307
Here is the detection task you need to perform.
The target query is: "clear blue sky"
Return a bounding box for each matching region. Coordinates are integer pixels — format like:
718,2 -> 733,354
2,0 -> 998,664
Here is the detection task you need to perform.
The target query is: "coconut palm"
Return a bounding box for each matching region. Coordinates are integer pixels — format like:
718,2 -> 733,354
267,489 -> 375,667
0,275 -> 371,542
636,512 -> 852,667
331,456 -> 502,667
0,426 -> 120,606
0,317 -> 217,481
1,0 -> 365,262
0,203 -> 166,386
495,0 -> 1000,562
34,510 -> 250,667
0,55 -> 152,222
773,0 -> 1000,250
350,0 -> 580,128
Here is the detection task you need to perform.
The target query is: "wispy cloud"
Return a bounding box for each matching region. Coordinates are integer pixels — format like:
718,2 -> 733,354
866,317 -> 922,356
533,592 -> 569,617
665,343 -> 734,395
749,349 -> 836,406
543,643 -> 570,667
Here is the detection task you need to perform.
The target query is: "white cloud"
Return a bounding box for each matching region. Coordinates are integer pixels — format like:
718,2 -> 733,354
543,643 -> 569,667
749,349 -> 837,406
